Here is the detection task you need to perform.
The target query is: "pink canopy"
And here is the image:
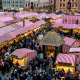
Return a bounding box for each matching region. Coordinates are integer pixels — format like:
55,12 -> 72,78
69,48 -> 80,52
11,48 -> 37,70
0,17 -> 14,22
0,24 -> 22,36
30,20 -> 46,29
64,37 -> 75,46
11,48 -> 37,59
0,20 -> 5,27
53,23 -> 74,29
47,13 -> 61,19
9,20 -> 46,38
0,33 -> 14,44
56,53 -> 75,66
16,20 -> 33,27
54,19 -> 62,23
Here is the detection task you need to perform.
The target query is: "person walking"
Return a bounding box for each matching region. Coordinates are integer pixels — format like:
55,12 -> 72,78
49,63 -> 53,74
67,69 -> 71,80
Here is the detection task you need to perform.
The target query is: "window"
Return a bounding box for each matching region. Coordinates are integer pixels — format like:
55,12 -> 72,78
72,0 -> 74,2
15,1 -> 18,4
75,4 -> 77,7
13,1 -> 14,4
11,5 -> 14,7
76,20 -> 78,24
7,1 -> 10,4
63,4 -> 65,7
60,4 -> 62,7
51,1 -> 52,3
60,0 -> 62,1
20,1 -> 22,4
15,5 -> 18,7
65,20 -> 67,22
63,0 -> 65,1
3,1 -> 6,4
72,4 -> 74,7
76,55 -> 79,58
20,5 -> 23,7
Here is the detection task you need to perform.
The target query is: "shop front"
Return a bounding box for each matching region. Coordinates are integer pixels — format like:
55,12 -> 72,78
40,31 -> 65,58
11,48 -> 37,70
45,46 -> 56,57
56,53 -> 76,79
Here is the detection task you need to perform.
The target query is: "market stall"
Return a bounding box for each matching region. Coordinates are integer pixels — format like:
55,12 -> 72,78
40,31 -> 65,58
62,37 -> 79,53
69,47 -> 80,64
11,48 -> 37,70
56,53 -> 76,74
0,24 -> 22,45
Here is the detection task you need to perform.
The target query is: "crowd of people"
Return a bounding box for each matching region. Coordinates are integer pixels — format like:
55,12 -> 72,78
0,20 -> 80,80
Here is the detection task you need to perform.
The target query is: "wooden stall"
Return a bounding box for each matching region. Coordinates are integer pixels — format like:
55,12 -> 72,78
11,48 -> 37,70
62,37 -> 79,53
56,53 -> 76,79
69,48 -> 80,64
40,31 -> 65,58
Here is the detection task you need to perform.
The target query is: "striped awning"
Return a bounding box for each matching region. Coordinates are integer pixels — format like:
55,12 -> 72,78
56,53 -> 75,66
53,23 -> 80,29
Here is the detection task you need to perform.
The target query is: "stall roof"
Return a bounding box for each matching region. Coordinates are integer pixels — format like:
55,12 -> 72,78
53,23 -> 74,29
54,19 -> 62,23
64,37 -> 75,46
0,20 -> 6,27
47,13 -> 61,19
16,20 -> 33,27
11,48 -> 37,59
0,24 -> 22,36
56,53 -> 75,66
41,31 -> 65,47
9,20 -> 46,38
69,48 -> 80,52
0,17 -> 14,22
30,20 -> 46,29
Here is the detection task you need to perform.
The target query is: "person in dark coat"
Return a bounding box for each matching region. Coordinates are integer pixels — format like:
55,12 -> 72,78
33,74 -> 38,80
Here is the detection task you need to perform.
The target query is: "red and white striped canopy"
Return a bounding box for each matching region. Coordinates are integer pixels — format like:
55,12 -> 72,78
56,53 -> 75,66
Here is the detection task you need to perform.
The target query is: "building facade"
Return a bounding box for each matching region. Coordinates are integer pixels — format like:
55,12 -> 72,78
79,0 -> 80,12
49,0 -> 54,6
24,0 -> 49,9
2,0 -> 24,10
0,0 -> 2,9
56,0 -> 79,12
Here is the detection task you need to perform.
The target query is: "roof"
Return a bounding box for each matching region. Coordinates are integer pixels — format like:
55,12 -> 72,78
56,53 -> 75,66
0,24 -> 22,36
11,48 -> 37,59
64,37 -> 75,46
69,48 -> 80,52
40,31 -> 65,47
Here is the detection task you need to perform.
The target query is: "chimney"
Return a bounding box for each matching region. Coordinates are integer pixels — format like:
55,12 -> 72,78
23,20 -> 25,27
